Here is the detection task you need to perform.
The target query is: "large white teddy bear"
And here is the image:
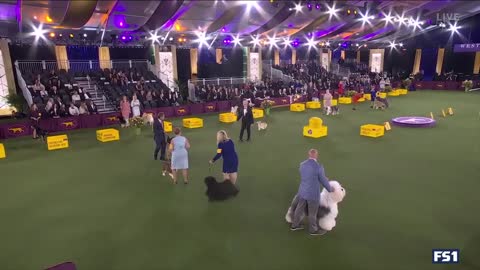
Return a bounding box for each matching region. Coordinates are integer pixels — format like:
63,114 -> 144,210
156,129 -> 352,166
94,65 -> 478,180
285,181 -> 346,231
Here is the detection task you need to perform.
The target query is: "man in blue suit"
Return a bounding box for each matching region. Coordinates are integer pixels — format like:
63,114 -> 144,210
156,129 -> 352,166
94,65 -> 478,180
153,112 -> 167,161
291,149 -> 334,236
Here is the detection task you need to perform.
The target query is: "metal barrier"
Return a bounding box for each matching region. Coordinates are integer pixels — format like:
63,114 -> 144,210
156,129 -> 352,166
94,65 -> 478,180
189,77 -> 248,86
16,59 -> 151,75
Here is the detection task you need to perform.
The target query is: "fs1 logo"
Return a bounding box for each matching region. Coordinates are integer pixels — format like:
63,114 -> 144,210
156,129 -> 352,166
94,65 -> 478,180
432,249 -> 459,264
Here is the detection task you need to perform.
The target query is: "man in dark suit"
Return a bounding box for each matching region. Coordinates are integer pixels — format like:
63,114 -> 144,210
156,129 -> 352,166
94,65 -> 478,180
237,99 -> 254,142
153,112 -> 167,160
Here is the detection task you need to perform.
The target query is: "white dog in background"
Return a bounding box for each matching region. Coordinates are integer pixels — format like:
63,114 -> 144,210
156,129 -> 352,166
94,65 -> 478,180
231,106 -> 238,114
142,113 -> 154,126
256,121 -> 267,131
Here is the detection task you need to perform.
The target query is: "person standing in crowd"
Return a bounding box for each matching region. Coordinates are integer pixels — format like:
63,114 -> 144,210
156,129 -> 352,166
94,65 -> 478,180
209,130 -> 239,184
291,149 -> 334,236
237,99 -> 254,142
131,94 -> 141,117
370,86 -> 377,109
153,112 -> 167,161
323,90 -> 332,115
120,95 -> 131,127
170,127 -> 190,184
30,104 -> 41,139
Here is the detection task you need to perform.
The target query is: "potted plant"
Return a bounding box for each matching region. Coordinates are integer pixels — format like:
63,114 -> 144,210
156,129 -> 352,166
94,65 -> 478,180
130,116 -> 144,135
6,93 -> 27,117
462,80 -> 473,92
384,85 -> 393,93
345,90 -> 357,97
261,100 -> 275,115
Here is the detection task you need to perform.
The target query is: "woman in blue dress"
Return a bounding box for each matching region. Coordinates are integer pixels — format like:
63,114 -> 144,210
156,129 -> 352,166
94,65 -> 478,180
209,130 -> 239,184
170,127 -> 190,184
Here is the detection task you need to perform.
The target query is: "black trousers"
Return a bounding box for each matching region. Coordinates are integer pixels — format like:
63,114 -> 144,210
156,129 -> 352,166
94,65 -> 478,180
239,121 -> 251,140
154,139 -> 166,160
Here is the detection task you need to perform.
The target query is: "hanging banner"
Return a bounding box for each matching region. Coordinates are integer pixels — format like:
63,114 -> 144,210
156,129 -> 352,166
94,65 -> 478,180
321,52 -> 329,71
159,52 -> 174,88
371,53 -> 382,73
249,52 -> 260,82
453,43 -> 480,52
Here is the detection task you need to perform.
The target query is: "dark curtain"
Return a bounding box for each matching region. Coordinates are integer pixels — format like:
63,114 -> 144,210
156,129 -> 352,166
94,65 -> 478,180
345,50 -> 356,59
198,47 -> 243,78
444,51 -> 475,75
9,44 -> 56,61
176,48 -> 191,83
109,47 -> 150,60
262,48 -> 273,60
383,48 -> 413,76
280,48 -> 292,61
360,50 -> 369,63
332,49 -> 341,60
66,45 -> 99,60
420,48 -> 437,80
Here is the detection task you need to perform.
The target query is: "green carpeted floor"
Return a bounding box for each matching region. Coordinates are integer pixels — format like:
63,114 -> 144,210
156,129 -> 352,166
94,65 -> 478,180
1,91 -> 479,270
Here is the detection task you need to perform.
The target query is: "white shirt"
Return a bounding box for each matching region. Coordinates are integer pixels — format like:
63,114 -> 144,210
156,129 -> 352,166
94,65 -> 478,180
69,106 -> 79,116
243,108 -> 247,116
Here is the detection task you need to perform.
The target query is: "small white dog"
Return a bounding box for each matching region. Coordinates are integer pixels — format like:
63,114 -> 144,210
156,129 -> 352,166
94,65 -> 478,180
256,121 -> 267,131
231,106 -> 238,114
142,113 -> 154,126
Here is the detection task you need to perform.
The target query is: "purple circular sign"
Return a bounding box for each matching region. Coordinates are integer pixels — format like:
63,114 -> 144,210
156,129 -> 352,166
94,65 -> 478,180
391,116 -> 436,128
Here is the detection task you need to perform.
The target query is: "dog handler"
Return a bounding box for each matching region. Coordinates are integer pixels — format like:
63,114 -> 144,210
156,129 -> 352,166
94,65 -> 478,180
209,130 -> 239,184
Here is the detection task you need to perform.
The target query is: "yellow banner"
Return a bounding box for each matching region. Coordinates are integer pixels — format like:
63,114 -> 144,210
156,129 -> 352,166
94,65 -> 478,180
96,128 -> 120,142
0,143 -> 6,159
47,135 -> 69,150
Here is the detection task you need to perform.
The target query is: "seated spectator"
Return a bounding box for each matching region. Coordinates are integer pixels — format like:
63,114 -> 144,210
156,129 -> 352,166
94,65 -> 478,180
45,98 -> 54,113
71,91 -> 81,104
50,103 -> 62,118
79,102 -> 89,115
136,81 -> 144,91
54,96 -> 64,108
50,85 -> 60,97
68,103 -> 80,116
86,100 -> 98,114
32,79 -> 45,94
40,88 -> 49,98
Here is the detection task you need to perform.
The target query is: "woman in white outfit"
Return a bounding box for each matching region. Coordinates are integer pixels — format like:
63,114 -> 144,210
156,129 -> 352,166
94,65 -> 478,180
131,94 -> 141,117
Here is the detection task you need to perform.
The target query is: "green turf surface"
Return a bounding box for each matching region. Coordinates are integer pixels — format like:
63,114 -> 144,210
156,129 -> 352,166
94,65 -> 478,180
1,91 -> 479,270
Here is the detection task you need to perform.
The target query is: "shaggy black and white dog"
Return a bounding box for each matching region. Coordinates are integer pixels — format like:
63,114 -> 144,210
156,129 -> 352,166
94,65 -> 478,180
204,176 -> 239,201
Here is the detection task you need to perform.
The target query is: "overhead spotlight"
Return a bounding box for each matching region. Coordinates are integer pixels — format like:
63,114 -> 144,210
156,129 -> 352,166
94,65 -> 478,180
355,43 -> 359,47
327,4 -> 339,17
294,3 -> 302,12
282,37 -> 291,48
292,39 -> 300,47
83,33 -> 87,38
306,37 -> 316,48
169,37 -> 173,41
364,44 -> 367,47
194,31 -> 209,48
438,22 -> 446,28
399,43 -> 404,47
397,15 -> 408,26
121,35 -> 126,41
59,34 -> 63,37
31,24 -> 47,40
307,2 -> 312,11
267,36 -> 278,48
148,31 -> 160,44
449,23 -> 460,34
49,32 -> 55,38
347,9 -> 351,15
325,41 -> 330,46
338,42 -> 341,46
232,35 -> 242,46
389,41 -> 397,49
354,10 -> 357,15
250,35 -> 261,47
360,12 -> 372,24
383,12 -> 393,24
315,3 -> 321,10
69,33 -> 74,38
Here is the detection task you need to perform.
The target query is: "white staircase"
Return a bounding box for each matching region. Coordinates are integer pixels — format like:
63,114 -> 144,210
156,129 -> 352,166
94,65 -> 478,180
75,77 -> 117,114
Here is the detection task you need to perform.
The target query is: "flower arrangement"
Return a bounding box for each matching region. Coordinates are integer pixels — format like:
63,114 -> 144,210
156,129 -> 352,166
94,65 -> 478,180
402,78 -> 412,89
130,116 -> 145,128
462,80 -> 473,92
384,85 -> 393,93
261,100 -> 275,109
345,90 -> 357,97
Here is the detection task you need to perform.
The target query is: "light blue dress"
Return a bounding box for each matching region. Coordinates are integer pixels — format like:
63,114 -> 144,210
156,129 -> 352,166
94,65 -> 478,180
171,136 -> 189,170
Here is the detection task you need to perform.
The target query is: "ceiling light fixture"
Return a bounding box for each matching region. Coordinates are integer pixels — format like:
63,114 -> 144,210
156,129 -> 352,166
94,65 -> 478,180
389,41 -> 397,49
326,4 -> 339,18
232,35 -> 242,46
250,35 -> 261,47
449,22 -> 460,34
294,3 -> 302,12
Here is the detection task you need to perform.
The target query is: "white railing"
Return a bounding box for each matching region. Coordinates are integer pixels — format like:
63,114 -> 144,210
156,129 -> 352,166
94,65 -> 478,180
16,59 -> 150,75
189,77 -> 249,86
